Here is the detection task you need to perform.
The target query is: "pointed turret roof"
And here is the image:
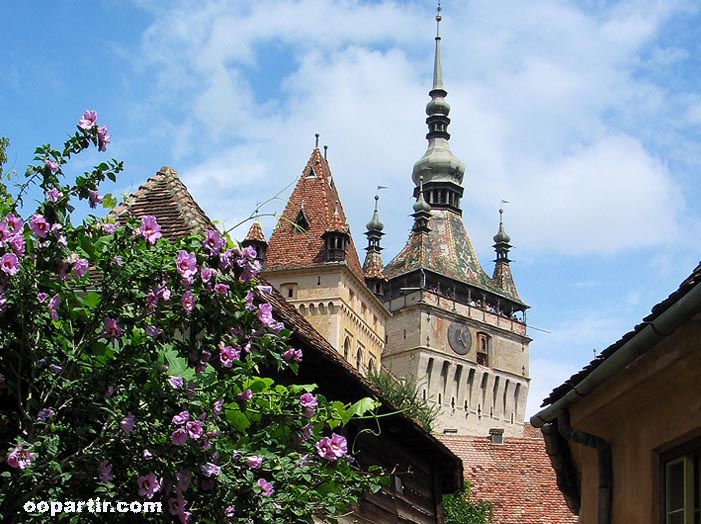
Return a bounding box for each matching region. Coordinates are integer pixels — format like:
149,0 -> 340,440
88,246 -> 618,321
112,166 -> 215,238
265,146 -> 364,280
244,221 -> 266,244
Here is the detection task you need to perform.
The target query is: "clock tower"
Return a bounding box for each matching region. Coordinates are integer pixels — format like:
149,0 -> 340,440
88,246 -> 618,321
381,7 -> 530,437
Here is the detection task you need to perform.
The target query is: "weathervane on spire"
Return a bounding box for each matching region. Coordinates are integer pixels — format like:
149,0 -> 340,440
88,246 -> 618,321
436,0 -> 442,35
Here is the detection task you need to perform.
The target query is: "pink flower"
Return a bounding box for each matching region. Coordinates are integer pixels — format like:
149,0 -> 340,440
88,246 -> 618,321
200,462 -> 221,477
29,214 -> 50,238
97,125 -> 110,152
246,455 -> 263,469
120,412 -> 135,436
137,472 -> 161,500
46,187 -> 63,203
168,494 -> 189,522
79,110 -> 98,129
47,294 -> 60,321
4,213 -> 22,235
176,470 -> 192,492
238,389 -> 252,401
329,433 -> 348,457
185,420 -> 203,440
172,410 -> 190,425
214,283 -> 229,294
44,159 -> 59,173
171,428 -> 189,446
7,445 -> 34,470
300,393 -> 318,418
202,230 -> 225,256
283,348 -> 303,363
176,250 -> 197,280
73,258 -> 89,279
257,303 -> 275,328
102,222 -> 117,234
143,449 -> 153,460
219,344 -> 240,368
139,215 -> 162,246
102,317 -> 123,342
168,376 -> 184,390
36,408 -> 55,422
98,460 -> 113,483
181,290 -> 195,314
257,478 -> 274,497
37,292 -> 48,303
7,234 -> 25,256
200,266 -> 214,283
0,253 -> 19,276
88,189 -> 102,209
213,399 -> 224,418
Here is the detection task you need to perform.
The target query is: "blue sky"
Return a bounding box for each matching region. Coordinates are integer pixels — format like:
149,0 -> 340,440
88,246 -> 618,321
2,0 -> 700,416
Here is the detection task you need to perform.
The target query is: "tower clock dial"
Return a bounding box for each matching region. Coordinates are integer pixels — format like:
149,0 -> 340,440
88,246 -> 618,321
447,321 -> 471,355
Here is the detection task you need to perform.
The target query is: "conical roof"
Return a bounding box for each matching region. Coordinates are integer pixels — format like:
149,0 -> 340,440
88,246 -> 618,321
112,166 -> 215,238
265,148 -> 364,280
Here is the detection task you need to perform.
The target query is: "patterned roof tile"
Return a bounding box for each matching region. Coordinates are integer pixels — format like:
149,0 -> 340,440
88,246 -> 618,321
385,210 -> 525,306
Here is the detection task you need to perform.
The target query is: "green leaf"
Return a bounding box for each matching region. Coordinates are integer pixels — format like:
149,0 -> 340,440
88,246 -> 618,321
340,397 -> 379,425
226,408 -> 251,431
82,291 -> 100,309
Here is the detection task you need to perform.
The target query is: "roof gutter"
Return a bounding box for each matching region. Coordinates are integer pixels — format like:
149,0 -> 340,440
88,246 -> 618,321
530,278 -> 701,428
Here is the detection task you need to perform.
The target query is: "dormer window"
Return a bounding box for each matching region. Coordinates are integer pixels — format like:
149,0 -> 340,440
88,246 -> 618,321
293,210 -> 309,233
323,231 -> 348,261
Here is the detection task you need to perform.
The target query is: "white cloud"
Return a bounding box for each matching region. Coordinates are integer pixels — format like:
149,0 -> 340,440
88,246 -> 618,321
130,0 -> 696,262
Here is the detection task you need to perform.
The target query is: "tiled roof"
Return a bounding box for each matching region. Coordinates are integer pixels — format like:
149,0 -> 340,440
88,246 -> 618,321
384,209 -> 525,306
363,251 -> 387,281
265,148 -> 364,280
440,432 -> 577,524
492,260 -> 521,302
542,260 -> 701,407
112,166 -> 215,238
244,222 -> 267,244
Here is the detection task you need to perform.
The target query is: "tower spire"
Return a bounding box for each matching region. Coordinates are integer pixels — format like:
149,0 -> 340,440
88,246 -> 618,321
432,2 -> 444,93
411,4 -> 465,212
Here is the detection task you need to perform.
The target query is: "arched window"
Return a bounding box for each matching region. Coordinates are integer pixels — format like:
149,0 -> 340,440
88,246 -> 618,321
343,337 -> 351,360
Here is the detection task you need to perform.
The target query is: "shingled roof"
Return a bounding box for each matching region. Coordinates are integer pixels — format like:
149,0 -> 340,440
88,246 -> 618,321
440,431 -> 577,524
384,209 -> 526,306
541,260 -> 701,407
112,166 -> 215,238
265,148 -> 364,280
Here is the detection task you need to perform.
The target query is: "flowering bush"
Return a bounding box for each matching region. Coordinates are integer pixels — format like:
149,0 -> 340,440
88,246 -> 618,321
0,114 -> 384,523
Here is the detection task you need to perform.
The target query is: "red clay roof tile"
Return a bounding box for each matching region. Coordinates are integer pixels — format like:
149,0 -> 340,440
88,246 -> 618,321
439,432 -> 577,524
265,148 -> 364,280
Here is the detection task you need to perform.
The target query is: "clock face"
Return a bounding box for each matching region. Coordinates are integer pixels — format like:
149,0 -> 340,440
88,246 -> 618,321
447,321 -> 471,355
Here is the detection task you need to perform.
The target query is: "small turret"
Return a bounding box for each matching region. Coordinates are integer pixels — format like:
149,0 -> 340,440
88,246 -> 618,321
412,176 -> 432,233
363,189 -> 387,297
243,219 -> 267,267
492,205 -> 521,301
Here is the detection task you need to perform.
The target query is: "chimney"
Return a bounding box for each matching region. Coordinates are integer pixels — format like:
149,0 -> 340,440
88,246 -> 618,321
489,428 -> 504,445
